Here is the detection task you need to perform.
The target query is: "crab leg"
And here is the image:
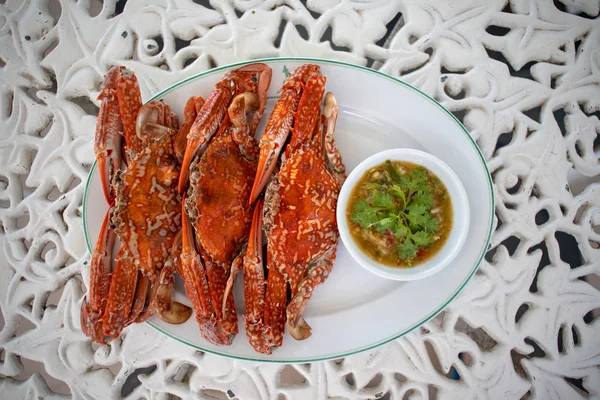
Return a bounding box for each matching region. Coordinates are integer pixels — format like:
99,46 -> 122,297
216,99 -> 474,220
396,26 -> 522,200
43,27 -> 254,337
151,232 -> 192,325
323,92 -> 346,178
153,263 -> 193,324
287,252 -> 335,340
222,251 -> 244,317
101,248 -> 138,338
248,64 -> 321,205
80,209 -> 116,344
153,233 -> 193,325
134,287 -> 156,323
125,273 -> 150,326
180,197 -> 233,345
80,303 -> 106,344
86,210 -> 115,316
240,200 -> 271,354
204,256 -> 238,336
237,200 -> 288,354
263,254 -> 287,349
134,273 -> 162,324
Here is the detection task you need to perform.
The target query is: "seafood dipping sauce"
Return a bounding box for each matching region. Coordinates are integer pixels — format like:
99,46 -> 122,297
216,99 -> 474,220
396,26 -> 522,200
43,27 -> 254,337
346,160 -> 453,268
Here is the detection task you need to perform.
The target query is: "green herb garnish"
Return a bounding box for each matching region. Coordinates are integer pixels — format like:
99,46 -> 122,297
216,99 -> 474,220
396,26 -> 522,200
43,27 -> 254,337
351,162 -> 439,264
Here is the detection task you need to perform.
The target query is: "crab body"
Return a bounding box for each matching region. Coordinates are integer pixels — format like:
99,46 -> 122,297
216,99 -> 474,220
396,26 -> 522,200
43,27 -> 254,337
186,132 -> 257,266
264,96 -> 344,341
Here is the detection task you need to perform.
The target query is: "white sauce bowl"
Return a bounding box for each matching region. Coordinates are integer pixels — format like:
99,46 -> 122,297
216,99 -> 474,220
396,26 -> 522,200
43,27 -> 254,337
336,149 -> 470,281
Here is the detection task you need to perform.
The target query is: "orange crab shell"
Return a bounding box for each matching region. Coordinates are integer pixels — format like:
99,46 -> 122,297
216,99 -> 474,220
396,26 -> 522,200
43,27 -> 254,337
111,105 -> 182,277
264,136 -> 342,291
186,132 -> 258,268
111,140 -> 182,276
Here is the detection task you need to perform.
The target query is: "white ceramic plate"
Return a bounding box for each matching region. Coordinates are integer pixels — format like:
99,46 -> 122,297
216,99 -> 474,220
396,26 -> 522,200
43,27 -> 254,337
83,57 -> 494,363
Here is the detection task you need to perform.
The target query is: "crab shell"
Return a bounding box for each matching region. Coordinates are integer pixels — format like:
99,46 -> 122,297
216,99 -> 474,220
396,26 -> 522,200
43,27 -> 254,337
111,107 -> 181,278
186,132 -> 257,268
264,152 -> 342,287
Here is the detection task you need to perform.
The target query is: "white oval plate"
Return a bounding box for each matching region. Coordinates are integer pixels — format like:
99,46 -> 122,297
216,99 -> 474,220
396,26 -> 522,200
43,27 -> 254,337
83,57 -> 494,363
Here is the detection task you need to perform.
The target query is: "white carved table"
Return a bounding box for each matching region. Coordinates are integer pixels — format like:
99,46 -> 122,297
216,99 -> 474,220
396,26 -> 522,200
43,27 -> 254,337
1,0 -> 599,399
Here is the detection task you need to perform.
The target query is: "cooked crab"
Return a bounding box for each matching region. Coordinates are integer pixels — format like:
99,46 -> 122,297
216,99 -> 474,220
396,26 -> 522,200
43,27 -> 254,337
81,67 -> 191,343
237,64 -> 346,353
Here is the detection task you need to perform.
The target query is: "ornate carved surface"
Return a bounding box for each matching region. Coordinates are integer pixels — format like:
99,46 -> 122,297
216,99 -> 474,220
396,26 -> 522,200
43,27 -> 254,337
0,0 -> 598,398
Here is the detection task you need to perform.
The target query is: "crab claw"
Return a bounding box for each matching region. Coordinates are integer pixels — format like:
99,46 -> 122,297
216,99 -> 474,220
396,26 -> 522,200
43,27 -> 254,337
241,200 -> 273,354
322,92 -> 345,179
80,209 -> 115,343
248,64 -> 322,205
178,63 -> 272,194
95,67 -> 124,203
136,102 -> 178,144
230,93 -> 260,160
247,64 -> 272,135
155,264 -> 193,325
175,96 -> 204,163
117,68 -> 143,158
249,125 -> 287,206
287,73 -> 326,155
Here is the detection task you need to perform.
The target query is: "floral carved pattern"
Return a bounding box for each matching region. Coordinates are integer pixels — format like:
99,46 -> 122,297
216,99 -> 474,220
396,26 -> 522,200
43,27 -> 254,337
0,0 -> 598,399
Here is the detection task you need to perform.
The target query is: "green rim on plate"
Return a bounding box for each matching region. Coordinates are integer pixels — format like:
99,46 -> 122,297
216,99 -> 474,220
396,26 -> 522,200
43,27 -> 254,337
82,57 -> 495,363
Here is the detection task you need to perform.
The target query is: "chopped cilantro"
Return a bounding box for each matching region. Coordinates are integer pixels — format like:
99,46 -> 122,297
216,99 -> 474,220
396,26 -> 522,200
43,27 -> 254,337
386,160 -> 402,182
350,161 -> 440,264
371,191 -> 394,208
